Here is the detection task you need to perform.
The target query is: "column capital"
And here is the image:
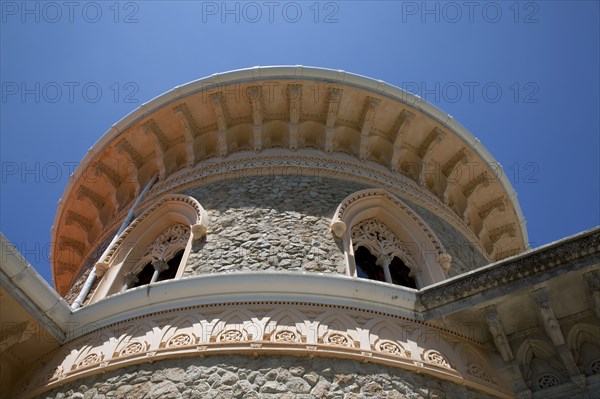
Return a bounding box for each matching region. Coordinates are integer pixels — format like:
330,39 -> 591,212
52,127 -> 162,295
151,258 -> 169,272
124,273 -> 139,287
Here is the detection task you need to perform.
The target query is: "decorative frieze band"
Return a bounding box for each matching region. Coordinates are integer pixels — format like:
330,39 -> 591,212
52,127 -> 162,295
29,300 -> 505,398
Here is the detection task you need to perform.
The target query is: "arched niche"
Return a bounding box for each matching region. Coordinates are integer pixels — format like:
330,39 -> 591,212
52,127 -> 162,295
88,194 -> 208,303
331,189 -> 451,287
567,323 -> 600,375
516,339 -> 568,390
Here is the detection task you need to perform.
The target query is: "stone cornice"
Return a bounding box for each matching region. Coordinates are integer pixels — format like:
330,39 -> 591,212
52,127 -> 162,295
50,66 -> 528,292
418,227 -> 600,316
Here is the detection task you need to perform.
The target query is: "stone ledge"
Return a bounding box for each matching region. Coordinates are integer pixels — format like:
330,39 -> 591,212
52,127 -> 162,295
419,227 -> 600,314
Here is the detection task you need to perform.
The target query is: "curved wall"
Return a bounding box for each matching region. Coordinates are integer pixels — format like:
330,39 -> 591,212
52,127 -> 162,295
35,355 -> 497,399
183,175 -> 367,276
181,175 -> 488,279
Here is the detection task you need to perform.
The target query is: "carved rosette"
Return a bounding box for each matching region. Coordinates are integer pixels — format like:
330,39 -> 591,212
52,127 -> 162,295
119,342 -> 145,357
590,359 -> 600,374
537,374 -> 559,389
274,330 -> 299,343
77,353 -> 102,369
167,333 -> 193,347
423,350 -> 452,369
376,340 -> 408,357
218,329 -> 243,343
324,332 -> 350,347
468,364 -> 493,383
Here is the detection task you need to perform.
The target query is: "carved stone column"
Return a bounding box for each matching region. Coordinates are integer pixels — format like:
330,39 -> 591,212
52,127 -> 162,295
122,272 -> 139,292
376,254 -> 393,284
150,259 -> 169,284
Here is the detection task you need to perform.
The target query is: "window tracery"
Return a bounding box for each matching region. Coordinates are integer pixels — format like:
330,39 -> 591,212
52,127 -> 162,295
351,219 -> 418,288
125,224 -> 190,290
331,189 -> 451,288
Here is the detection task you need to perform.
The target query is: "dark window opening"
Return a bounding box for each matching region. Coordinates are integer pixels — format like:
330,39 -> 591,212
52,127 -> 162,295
158,250 -> 184,282
132,263 -> 154,288
354,246 -> 386,283
131,249 -> 184,288
389,256 -> 417,289
354,246 -> 417,289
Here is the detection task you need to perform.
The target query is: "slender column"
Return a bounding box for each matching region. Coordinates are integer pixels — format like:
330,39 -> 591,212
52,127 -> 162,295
376,255 -> 393,284
122,273 -> 139,292
150,259 -> 169,284
410,268 -> 424,287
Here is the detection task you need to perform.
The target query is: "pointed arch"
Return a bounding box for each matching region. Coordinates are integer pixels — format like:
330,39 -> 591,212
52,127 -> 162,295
515,339 -> 567,389
211,308 -> 262,342
263,308 -> 310,336
331,189 -> 450,287
566,323 -> 600,373
88,194 -> 208,302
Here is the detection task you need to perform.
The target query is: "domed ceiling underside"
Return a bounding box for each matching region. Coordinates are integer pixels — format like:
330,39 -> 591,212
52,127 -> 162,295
51,66 -> 527,295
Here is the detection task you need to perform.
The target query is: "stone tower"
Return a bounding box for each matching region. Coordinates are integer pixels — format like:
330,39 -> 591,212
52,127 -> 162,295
2,67 -> 599,399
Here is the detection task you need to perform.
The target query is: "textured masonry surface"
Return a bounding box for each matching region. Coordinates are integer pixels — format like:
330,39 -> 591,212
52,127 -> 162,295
182,175 -> 487,278
35,355 -> 498,399
183,176 -> 369,276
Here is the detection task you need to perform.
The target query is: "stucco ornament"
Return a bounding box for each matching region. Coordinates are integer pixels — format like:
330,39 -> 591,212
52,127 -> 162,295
143,223 -> 190,261
351,218 -> 409,263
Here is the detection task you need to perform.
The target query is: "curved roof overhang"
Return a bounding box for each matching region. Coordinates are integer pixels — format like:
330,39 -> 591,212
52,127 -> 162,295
51,66 -> 528,295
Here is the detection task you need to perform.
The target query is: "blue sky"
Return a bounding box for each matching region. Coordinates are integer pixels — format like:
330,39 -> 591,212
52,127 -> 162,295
1,1 -> 599,285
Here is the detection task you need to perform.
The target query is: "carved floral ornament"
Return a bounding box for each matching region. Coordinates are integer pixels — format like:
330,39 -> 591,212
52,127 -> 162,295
219,329 -> 244,343
76,353 -> 102,369
375,340 -> 410,357
168,333 -> 194,347
118,341 -> 146,357
351,218 -> 412,266
274,330 -> 299,343
142,223 -> 190,264
537,374 -> 559,389
468,363 -> 494,383
324,332 -> 351,347
590,359 -> 600,374
423,350 -> 452,369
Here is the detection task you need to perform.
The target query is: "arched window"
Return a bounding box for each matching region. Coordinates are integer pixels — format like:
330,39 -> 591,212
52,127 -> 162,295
129,249 -> 184,289
123,224 -> 190,291
354,246 -> 385,282
89,194 -> 207,303
351,219 -> 419,288
331,189 -> 452,288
